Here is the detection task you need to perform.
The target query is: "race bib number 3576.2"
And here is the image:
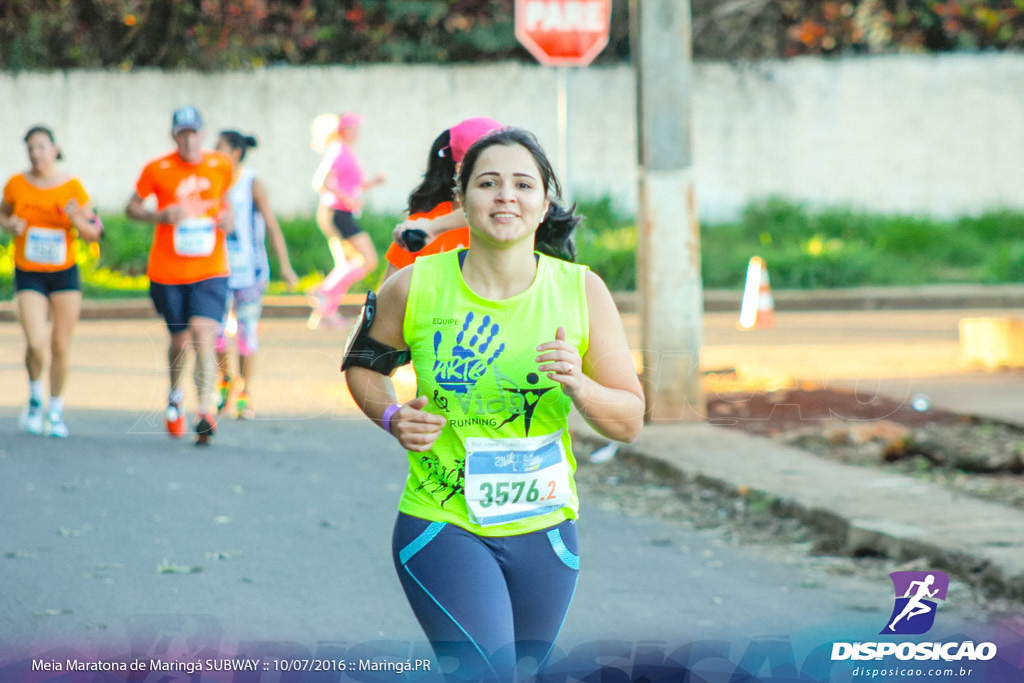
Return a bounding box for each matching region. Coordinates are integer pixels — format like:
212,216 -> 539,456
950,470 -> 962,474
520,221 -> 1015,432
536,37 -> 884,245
464,429 -> 572,527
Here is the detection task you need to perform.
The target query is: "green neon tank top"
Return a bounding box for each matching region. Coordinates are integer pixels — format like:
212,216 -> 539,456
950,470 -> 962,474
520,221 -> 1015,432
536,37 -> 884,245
400,249 -> 590,536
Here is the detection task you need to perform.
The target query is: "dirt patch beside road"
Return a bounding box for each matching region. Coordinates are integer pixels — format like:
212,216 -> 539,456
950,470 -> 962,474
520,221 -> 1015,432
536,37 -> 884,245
572,388 -> 1024,628
705,386 -> 1024,510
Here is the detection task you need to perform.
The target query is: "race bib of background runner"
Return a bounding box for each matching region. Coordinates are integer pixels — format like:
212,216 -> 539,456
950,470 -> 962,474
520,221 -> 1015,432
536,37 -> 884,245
23,226 -> 67,265
464,429 -> 571,527
173,217 -> 216,257
226,235 -> 249,271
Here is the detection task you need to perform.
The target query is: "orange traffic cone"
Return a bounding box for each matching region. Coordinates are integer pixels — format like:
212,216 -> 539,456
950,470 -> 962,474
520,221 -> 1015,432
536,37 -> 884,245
738,256 -> 775,330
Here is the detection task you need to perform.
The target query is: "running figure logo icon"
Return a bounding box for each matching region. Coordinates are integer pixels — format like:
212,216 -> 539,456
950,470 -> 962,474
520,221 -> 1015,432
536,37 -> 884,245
881,570 -> 950,635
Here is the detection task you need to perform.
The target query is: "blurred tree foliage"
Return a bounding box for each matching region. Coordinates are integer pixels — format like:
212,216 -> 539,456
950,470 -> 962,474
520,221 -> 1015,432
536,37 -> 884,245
693,0 -> 1024,59
0,1 -> 1020,70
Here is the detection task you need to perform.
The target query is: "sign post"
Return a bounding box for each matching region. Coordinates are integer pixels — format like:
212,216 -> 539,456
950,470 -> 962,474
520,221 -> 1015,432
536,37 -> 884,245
515,0 -> 612,194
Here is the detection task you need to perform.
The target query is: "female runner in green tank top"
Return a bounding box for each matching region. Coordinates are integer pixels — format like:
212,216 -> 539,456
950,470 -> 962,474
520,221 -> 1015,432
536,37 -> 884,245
345,128 -> 644,682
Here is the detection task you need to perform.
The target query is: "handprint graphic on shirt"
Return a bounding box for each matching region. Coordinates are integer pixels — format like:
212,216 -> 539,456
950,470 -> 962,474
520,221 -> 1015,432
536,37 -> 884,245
432,312 -> 506,394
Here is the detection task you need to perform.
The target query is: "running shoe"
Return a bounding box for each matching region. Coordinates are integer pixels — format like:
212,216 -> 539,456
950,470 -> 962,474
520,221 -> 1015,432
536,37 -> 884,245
195,411 -> 217,446
317,313 -> 350,330
307,287 -> 344,330
46,412 -> 69,438
165,401 -> 187,438
216,375 -> 233,414
19,398 -> 44,435
235,392 -> 255,420
306,309 -> 323,330
306,288 -> 330,311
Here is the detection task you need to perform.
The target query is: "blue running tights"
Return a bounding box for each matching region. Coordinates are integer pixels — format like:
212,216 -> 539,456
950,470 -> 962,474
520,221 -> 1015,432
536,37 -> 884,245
392,513 -> 580,682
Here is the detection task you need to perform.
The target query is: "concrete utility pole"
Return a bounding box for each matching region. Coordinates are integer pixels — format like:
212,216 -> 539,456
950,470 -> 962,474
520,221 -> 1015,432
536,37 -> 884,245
631,0 -> 705,422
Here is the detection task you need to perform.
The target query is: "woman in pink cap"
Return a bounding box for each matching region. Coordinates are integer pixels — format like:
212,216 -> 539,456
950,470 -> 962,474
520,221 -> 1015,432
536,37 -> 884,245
308,112 -> 386,329
381,116 -> 503,282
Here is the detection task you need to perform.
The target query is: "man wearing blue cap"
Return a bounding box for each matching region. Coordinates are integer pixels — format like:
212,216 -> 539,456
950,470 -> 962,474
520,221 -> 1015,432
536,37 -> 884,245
125,106 -> 235,445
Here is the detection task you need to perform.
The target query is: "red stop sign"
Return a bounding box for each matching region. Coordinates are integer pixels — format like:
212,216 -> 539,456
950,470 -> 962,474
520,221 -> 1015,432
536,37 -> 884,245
515,0 -> 612,67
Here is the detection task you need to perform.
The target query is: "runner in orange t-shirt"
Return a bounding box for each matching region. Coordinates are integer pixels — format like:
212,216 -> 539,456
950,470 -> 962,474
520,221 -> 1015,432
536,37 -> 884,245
0,125 -> 102,438
125,106 -> 234,445
382,117 -> 503,282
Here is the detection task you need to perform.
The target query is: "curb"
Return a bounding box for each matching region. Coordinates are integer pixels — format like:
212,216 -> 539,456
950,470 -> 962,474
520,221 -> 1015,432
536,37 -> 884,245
571,423 -> 1024,603
0,294 -> 366,323
615,284 -> 1024,313
3,284 -> 1024,323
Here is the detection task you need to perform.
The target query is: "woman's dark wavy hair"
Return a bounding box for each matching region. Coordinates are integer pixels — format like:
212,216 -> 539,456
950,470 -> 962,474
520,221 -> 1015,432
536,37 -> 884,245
407,129 -> 456,215
456,127 -> 580,262
218,130 -> 258,161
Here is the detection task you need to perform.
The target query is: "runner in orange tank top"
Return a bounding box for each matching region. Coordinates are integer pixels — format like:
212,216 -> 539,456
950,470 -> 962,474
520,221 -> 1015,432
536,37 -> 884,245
0,125 -> 102,438
125,106 -> 234,445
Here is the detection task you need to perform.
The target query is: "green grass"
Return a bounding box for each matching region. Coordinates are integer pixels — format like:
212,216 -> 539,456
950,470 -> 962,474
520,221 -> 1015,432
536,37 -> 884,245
698,198 -> 1024,290
574,196 -> 638,290
2,197 -> 1023,299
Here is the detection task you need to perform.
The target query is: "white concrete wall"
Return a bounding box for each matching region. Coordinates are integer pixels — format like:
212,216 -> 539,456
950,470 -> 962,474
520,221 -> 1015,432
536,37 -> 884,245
1,54 -> 1022,221
694,54 -> 1024,221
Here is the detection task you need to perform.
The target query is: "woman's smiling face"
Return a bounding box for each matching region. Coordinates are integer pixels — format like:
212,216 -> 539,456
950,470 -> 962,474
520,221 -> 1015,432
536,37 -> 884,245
461,143 -> 551,250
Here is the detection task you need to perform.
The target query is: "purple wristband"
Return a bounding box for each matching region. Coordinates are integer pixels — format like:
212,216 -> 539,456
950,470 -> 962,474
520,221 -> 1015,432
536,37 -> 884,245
381,403 -> 401,434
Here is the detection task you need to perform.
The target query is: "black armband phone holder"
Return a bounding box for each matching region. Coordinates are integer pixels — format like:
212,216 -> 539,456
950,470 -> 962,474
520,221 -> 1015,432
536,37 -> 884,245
341,291 -> 411,376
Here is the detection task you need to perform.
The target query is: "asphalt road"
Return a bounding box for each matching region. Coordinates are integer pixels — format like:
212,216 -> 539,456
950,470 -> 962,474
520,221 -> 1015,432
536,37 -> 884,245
0,409 -> 988,666
1,314 -> 1019,679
